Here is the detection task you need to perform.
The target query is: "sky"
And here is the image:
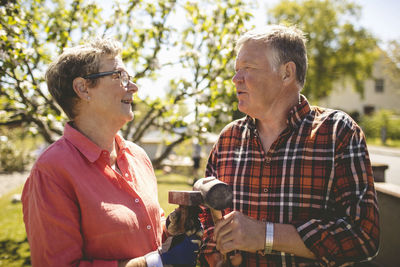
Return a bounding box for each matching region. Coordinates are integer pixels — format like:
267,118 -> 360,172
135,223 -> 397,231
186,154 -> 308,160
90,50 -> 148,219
353,0 -> 399,44
135,0 -> 400,100
258,0 -> 400,45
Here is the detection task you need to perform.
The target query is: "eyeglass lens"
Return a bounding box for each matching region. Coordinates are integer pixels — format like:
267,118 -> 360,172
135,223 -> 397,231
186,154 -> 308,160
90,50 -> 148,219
120,71 -> 130,87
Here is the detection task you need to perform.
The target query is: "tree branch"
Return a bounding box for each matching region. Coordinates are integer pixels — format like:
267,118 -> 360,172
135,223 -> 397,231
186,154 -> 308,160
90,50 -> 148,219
151,133 -> 187,169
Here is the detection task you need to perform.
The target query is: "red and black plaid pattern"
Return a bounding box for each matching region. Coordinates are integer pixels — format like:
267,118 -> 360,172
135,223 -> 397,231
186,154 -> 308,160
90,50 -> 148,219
200,95 -> 379,267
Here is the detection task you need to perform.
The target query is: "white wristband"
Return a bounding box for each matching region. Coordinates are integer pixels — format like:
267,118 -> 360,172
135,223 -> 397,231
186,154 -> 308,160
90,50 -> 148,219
144,250 -> 163,267
264,222 -> 274,254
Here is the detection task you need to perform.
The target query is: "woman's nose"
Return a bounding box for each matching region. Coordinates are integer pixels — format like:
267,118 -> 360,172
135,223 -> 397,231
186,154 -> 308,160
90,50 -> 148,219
127,80 -> 138,93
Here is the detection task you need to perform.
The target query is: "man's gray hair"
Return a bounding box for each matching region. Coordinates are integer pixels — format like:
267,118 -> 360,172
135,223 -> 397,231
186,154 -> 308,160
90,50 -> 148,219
236,25 -> 308,87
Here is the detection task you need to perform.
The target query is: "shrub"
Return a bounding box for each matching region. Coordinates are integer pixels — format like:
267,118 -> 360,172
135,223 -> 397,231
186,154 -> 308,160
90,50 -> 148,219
0,135 -> 33,173
360,110 -> 400,141
0,127 -> 42,173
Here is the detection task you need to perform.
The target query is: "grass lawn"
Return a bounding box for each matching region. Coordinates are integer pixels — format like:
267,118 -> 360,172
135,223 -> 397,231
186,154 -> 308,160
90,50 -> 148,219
367,138 -> 400,148
155,170 -> 193,215
0,186 -> 31,267
0,170 -> 193,266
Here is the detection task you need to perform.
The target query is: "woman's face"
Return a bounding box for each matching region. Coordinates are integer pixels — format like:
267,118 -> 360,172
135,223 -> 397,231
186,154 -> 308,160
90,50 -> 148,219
86,56 -> 138,127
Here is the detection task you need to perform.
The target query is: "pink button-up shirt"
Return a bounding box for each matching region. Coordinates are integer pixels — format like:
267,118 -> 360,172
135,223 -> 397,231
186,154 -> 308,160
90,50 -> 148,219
22,123 -> 164,266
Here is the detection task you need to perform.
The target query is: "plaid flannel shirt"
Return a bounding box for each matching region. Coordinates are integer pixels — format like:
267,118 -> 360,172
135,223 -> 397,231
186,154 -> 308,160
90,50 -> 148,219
200,95 -> 379,267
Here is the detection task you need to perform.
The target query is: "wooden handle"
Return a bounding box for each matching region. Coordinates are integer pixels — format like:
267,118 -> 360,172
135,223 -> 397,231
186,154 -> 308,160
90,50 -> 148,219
209,208 -> 242,267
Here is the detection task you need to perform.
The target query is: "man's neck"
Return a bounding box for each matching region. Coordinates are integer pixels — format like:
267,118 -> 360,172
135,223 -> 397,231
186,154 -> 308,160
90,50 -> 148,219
256,116 -> 287,154
254,94 -> 299,153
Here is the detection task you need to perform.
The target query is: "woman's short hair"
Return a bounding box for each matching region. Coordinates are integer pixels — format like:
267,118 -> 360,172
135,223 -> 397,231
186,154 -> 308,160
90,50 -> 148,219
45,37 -> 122,119
236,25 -> 308,87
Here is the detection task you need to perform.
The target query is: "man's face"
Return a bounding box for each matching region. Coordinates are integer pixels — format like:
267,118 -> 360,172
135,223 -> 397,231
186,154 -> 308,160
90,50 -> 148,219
232,40 -> 284,119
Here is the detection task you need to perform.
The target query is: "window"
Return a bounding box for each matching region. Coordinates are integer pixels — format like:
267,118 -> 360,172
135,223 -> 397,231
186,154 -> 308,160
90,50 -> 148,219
363,105 -> 375,115
375,79 -> 384,93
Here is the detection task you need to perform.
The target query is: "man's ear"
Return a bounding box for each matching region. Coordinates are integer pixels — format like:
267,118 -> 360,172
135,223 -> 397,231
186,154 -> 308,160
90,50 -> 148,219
280,61 -> 296,84
72,77 -> 90,101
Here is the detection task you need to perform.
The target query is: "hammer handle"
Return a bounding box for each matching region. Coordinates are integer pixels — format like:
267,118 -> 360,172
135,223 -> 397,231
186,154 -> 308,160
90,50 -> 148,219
210,208 -> 223,223
209,209 -> 242,267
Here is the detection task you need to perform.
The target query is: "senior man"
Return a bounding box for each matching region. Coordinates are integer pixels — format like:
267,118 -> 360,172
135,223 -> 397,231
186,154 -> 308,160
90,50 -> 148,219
200,25 -> 380,267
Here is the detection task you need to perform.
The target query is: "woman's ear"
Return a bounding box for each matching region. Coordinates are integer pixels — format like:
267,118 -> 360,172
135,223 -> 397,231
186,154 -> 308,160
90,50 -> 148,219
72,77 -> 90,101
280,61 -> 296,85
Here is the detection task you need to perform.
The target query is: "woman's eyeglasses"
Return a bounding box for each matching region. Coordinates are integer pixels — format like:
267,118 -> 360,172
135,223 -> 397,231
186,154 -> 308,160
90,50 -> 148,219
83,70 -> 131,87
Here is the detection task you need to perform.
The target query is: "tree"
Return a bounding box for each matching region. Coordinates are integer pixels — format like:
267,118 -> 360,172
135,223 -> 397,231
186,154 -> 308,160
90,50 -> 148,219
381,40 -> 400,86
267,0 -> 379,100
123,0 -> 251,168
1,0 -> 103,143
0,0 -> 251,167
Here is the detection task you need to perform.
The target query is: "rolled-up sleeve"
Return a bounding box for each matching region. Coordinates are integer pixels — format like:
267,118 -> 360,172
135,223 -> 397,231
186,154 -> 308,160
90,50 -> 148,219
294,126 -> 380,266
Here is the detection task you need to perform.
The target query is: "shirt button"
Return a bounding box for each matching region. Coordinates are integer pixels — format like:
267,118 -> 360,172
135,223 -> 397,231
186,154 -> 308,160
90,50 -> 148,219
261,218 -> 266,222
265,157 -> 271,163
264,188 -> 269,193
135,198 -> 139,203
125,173 -> 129,178
147,225 -> 151,230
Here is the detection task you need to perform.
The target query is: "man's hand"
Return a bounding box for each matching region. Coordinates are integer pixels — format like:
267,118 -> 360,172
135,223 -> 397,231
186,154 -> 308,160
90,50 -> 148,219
213,211 -> 265,254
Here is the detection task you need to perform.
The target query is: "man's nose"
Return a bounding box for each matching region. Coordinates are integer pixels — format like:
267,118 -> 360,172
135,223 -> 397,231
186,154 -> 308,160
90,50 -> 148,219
232,72 -> 243,84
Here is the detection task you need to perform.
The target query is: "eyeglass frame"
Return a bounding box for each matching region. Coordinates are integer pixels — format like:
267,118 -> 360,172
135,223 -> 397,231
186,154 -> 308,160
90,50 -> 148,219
83,70 -> 132,87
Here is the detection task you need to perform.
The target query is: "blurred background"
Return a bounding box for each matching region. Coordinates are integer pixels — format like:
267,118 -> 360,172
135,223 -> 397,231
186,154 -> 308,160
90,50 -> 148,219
1,0 -> 399,266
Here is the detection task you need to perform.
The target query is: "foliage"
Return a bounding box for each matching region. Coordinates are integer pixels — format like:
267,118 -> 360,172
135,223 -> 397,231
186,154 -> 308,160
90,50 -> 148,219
0,0 -> 102,143
121,0 -> 252,167
0,0 -> 251,168
360,110 -> 400,142
1,0 -> 384,167
381,40 -> 400,87
0,128 -> 39,173
0,137 -> 31,173
267,0 -> 379,100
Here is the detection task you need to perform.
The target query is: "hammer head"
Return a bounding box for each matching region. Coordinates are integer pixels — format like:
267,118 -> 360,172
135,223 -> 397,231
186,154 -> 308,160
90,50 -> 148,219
168,177 -> 233,211
168,190 -> 203,206
193,177 -> 233,210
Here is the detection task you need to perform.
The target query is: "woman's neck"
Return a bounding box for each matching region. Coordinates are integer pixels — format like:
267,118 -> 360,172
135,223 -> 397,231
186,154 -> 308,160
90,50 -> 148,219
72,118 -> 118,153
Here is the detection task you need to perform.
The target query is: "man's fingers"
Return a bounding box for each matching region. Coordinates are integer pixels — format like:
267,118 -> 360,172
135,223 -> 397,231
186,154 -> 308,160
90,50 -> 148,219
213,211 -> 235,241
215,227 -> 236,253
217,239 -> 236,254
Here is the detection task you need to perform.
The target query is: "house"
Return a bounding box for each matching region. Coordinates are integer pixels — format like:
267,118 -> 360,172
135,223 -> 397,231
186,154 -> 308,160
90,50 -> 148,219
318,52 -> 400,116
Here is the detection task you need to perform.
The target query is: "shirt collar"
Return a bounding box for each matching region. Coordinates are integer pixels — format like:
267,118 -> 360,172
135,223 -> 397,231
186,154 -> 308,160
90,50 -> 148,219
244,115 -> 257,131
115,133 -> 128,153
244,94 -> 311,131
63,122 -> 104,163
286,94 -> 311,129
64,123 -> 129,162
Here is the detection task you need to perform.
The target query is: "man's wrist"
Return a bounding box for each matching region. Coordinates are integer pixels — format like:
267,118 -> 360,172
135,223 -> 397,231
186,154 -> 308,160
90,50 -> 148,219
144,249 -> 163,267
264,222 -> 274,254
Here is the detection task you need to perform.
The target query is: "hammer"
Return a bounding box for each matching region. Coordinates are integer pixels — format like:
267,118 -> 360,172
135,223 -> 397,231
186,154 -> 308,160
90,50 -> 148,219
169,177 -> 232,225
168,177 -> 242,266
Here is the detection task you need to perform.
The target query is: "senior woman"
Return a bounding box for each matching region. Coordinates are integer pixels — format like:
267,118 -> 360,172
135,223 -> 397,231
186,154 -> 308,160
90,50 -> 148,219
22,37 -> 199,267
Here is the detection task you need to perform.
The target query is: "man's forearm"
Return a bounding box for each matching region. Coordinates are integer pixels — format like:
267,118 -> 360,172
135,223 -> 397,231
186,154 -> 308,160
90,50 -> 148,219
273,223 -> 316,259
